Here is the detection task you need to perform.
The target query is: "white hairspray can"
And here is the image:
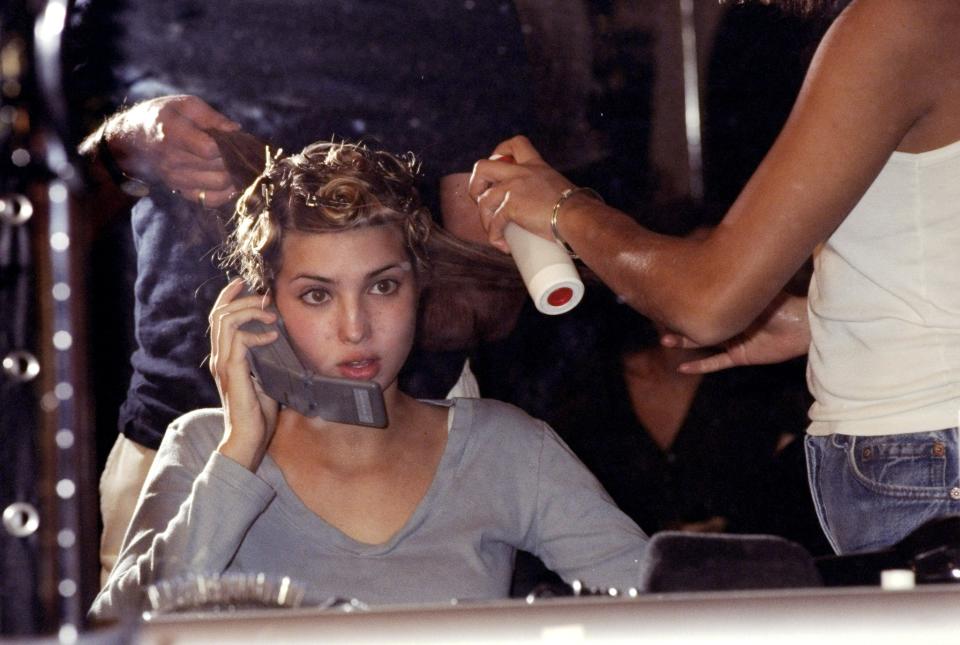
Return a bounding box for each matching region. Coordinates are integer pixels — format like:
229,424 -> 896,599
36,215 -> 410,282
503,223 -> 584,315
493,154 -> 584,315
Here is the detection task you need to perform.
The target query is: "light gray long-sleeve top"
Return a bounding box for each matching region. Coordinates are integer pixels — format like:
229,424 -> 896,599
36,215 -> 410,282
90,398 -> 648,620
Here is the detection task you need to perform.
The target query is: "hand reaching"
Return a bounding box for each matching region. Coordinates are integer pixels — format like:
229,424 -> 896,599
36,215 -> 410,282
467,136 -> 575,253
661,292 -> 810,374
101,95 -> 242,207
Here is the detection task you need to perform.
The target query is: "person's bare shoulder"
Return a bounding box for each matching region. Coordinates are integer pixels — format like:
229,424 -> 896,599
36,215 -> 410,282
837,0 -> 960,148
837,0 -> 959,60
809,0 -> 957,127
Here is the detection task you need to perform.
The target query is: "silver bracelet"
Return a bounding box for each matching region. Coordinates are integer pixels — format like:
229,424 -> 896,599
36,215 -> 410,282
550,186 -> 604,259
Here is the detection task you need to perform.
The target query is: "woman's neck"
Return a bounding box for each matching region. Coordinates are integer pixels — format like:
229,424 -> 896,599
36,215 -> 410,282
265,391 -> 450,546
268,390 -> 437,472
621,345 -> 705,452
622,342 -> 704,381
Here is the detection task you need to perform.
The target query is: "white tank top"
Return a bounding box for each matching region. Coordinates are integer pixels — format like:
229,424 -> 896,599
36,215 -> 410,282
807,139 -> 960,436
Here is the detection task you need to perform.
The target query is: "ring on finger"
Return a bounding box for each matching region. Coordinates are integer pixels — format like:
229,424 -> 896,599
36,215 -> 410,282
491,194 -> 509,221
198,190 -> 207,208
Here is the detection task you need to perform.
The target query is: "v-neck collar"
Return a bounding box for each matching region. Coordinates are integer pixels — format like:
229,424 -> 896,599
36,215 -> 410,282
257,398 -> 471,556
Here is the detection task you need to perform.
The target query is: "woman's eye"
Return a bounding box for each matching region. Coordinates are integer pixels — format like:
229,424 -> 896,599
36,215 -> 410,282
302,288 -> 331,305
370,279 -> 399,296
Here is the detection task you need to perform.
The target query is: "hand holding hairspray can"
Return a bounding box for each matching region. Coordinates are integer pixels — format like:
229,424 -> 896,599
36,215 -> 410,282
495,155 -> 584,315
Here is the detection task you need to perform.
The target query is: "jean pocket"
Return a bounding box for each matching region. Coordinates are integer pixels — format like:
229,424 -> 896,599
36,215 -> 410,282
843,432 -> 950,498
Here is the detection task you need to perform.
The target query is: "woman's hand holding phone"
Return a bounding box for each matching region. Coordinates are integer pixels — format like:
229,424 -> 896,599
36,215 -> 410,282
209,279 -> 281,471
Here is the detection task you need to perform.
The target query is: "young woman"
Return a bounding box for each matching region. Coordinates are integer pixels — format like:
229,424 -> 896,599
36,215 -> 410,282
468,0 -> 960,555
89,141 -> 647,620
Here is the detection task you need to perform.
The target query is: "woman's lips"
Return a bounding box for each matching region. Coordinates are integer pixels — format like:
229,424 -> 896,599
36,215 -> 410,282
336,358 -> 381,381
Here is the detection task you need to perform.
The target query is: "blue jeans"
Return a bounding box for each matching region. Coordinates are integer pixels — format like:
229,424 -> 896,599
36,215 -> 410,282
805,428 -> 960,554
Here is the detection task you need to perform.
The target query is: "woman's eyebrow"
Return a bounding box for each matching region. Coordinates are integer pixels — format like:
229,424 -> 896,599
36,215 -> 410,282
290,261 -> 408,284
290,273 -> 334,284
366,262 -> 407,278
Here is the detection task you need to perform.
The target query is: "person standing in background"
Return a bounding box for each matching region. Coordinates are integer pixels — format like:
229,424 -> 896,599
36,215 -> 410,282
470,0 -> 960,555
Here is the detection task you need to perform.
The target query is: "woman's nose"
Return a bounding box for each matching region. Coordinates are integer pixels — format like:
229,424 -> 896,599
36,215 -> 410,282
337,298 -> 370,344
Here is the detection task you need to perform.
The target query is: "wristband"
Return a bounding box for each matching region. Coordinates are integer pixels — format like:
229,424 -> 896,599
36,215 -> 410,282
550,187 -> 603,259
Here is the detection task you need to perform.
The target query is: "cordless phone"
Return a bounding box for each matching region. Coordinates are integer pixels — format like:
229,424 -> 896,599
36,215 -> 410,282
239,301 -> 388,428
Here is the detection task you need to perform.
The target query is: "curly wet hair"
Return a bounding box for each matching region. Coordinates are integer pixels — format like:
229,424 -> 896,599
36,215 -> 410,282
220,140 -> 433,292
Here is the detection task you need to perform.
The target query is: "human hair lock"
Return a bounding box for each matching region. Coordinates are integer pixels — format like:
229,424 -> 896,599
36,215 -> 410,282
221,140 -> 433,294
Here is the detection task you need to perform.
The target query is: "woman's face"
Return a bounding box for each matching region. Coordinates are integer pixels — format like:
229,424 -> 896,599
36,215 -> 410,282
272,225 -> 419,401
